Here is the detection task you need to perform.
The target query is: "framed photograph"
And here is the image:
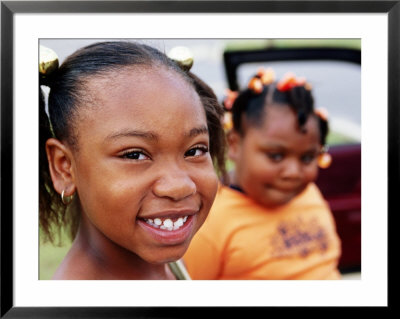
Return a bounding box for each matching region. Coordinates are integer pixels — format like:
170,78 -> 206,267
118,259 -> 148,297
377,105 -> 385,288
1,1 -> 395,317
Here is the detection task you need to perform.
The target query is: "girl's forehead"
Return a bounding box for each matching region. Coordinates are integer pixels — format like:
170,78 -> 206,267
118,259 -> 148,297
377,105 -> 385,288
263,104 -> 313,127
74,66 -> 205,142
263,103 -> 295,119
80,66 -> 195,110
85,65 -> 182,91
250,104 -> 320,140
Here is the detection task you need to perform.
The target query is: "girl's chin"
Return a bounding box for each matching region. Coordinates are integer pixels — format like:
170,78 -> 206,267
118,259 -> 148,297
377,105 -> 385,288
142,246 -> 189,265
255,192 -> 296,208
258,186 -> 306,207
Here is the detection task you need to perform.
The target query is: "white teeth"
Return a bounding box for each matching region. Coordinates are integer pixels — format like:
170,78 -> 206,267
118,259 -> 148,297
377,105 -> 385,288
174,218 -> 183,228
144,216 -> 189,231
163,219 -> 173,228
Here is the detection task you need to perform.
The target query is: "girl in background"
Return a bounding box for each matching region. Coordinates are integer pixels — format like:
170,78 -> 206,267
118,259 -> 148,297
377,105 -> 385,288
184,69 -> 341,280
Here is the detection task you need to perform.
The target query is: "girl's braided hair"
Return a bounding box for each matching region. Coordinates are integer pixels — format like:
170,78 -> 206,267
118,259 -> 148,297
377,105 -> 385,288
226,70 -> 328,146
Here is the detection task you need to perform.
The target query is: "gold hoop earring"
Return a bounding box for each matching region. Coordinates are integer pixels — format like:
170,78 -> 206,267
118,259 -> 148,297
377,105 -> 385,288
61,189 -> 74,205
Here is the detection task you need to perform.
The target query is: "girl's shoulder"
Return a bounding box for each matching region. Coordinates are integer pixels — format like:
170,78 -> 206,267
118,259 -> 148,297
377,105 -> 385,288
287,183 -> 330,213
209,185 -> 266,226
300,183 -> 327,203
214,184 -> 255,209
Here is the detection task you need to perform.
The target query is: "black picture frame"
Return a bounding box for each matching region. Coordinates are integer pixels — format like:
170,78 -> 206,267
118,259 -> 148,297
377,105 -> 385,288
1,1 -> 395,317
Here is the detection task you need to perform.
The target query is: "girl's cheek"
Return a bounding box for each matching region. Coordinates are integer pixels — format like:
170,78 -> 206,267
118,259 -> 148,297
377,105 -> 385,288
206,169 -> 219,190
306,164 -> 320,182
198,166 -> 219,199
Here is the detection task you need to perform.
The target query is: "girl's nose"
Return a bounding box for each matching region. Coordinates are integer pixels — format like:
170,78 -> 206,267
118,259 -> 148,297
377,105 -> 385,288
152,165 -> 196,201
281,158 -> 302,179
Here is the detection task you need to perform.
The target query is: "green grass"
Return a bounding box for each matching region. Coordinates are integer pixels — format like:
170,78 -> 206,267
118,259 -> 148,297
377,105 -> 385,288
326,131 -> 358,145
39,241 -> 71,280
39,230 -> 72,280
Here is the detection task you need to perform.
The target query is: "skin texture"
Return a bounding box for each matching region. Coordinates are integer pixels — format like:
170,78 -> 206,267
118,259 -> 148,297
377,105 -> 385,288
46,66 -> 219,279
228,104 -> 321,208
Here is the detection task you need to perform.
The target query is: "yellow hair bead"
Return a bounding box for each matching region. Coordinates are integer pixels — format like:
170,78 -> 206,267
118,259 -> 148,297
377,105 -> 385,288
39,45 -> 59,76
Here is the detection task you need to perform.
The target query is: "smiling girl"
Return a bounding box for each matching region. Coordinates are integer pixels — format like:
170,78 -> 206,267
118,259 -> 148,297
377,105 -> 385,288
39,41 -> 226,280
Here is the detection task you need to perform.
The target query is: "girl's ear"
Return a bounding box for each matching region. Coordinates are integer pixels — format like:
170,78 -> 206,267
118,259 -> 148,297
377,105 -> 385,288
46,138 -> 76,197
227,130 -> 242,162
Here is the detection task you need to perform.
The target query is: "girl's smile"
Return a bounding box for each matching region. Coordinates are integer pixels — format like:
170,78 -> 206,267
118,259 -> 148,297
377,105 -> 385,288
137,211 -> 198,245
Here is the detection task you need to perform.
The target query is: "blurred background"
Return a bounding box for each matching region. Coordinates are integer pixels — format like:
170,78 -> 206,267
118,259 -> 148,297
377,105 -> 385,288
39,39 -> 361,280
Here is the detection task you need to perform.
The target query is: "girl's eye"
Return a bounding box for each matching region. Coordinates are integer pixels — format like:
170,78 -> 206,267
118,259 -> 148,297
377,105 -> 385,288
185,145 -> 209,158
267,153 -> 284,162
301,153 -> 317,164
120,150 -> 149,161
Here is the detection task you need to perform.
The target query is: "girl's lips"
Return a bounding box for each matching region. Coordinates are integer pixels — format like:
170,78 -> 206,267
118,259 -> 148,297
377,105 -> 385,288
136,213 -> 197,246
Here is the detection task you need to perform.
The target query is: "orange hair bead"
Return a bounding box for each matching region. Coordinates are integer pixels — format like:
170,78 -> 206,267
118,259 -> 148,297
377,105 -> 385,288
248,77 -> 263,94
259,68 -> 276,85
318,152 -> 332,169
223,89 -> 239,110
276,72 -> 306,92
315,107 -> 329,121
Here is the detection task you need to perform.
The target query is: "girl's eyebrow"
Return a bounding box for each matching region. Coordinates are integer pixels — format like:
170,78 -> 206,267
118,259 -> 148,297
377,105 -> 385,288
261,142 -> 286,149
262,142 -> 319,153
187,125 -> 209,138
105,130 -> 159,141
105,125 -> 208,142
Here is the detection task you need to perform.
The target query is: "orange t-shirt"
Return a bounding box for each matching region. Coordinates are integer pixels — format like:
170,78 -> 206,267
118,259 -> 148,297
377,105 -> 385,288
184,183 -> 341,280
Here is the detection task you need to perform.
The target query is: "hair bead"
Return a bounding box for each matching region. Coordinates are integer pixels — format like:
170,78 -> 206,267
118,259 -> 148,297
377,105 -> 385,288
315,107 -> 329,121
276,72 -> 306,92
39,45 -> 59,76
257,67 -> 276,85
248,77 -> 263,94
167,46 -> 194,72
223,89 -> 238,111
318,152 -> 332,169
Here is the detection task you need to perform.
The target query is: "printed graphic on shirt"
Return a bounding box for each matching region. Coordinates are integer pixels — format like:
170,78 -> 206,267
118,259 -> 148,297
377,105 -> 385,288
270,217 -> 329,258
